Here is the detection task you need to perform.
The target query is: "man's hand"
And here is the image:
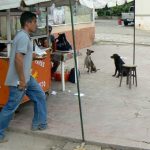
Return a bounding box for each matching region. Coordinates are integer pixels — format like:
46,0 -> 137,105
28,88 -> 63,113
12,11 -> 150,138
15,53 -> 26,90
18,81 -> 26,91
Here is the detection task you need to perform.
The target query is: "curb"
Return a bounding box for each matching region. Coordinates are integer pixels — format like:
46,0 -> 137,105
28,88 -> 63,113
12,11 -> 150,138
8,127 -> 150,150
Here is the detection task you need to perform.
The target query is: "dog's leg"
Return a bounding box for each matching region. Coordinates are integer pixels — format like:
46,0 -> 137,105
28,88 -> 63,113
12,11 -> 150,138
112,69 -> 117,77
116,71 -> 120,78
90,67 -> 92,73
116,65 -> 122,78
90,60 -> 95,73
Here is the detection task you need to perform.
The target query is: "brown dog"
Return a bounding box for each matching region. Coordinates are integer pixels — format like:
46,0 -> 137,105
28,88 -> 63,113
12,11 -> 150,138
84,49 -> 98,73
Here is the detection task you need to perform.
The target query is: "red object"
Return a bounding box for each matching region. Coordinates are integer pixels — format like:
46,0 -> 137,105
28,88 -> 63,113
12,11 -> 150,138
54,71 -> 70,81
118,19 -> 122,25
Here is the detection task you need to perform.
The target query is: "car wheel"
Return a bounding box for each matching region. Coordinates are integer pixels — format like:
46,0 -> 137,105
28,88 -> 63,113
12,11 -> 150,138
124,20 -> 128,26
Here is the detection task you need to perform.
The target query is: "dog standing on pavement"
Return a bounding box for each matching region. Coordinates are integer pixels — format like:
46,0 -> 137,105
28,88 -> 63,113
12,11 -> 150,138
84,49 -> 98,73
110,54 -> 127,77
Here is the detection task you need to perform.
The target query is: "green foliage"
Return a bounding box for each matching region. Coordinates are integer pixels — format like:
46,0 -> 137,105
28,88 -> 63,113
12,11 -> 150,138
96,2 -> 133,17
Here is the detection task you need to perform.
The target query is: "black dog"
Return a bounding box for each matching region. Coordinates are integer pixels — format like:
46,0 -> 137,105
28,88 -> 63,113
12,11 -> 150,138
111,54 -> 127,78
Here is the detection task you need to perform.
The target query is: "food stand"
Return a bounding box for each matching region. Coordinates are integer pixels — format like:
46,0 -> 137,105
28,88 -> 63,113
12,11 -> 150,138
0,0 -> 85,142
0,0 -> 52,107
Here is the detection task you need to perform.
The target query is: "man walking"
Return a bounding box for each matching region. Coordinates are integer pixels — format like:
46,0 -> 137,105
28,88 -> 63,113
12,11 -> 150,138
0,11 -> 47,143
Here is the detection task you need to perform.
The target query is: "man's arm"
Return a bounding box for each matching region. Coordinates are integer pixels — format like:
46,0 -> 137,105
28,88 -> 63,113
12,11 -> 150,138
15,53 -> 26,89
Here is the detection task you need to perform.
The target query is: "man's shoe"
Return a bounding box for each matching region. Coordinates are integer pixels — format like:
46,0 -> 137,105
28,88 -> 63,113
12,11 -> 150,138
31,124 -> 47,131
0,137 -> 8,143
31,126 -> 39,131
39,126 -> 47,131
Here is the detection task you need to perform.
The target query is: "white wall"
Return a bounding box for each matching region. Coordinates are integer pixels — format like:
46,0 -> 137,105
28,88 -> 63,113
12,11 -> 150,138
136,0 -> 150,30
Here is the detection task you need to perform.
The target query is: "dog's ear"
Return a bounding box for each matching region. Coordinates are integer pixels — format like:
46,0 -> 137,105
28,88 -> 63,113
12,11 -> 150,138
90,50 -> 94,53
113,54 -> 120,58
87,49 -> 94,53
116,54 -> 120,58
86,49 -> 89,54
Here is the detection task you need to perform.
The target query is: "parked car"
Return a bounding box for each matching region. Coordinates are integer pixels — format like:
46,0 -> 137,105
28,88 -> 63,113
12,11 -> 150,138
122,6 -> 134,26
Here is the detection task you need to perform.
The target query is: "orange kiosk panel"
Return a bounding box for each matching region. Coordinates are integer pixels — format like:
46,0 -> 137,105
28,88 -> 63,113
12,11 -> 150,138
0,50 -> 51,108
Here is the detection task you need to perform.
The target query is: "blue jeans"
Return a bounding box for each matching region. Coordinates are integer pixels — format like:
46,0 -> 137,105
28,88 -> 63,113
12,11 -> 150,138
0,76 -> 47,139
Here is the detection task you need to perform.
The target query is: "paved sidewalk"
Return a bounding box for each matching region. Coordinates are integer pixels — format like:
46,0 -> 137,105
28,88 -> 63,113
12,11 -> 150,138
2,20 -> 150,150
7,43 -> 150,150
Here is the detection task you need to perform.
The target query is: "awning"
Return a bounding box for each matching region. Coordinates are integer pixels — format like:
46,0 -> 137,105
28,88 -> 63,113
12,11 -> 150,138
79,0 -> 134,9
0,0 -> 21,10
0,0 -> 50,10
38,0 -> 76,7
24,0 -> 50,5
79,0 -> 106,9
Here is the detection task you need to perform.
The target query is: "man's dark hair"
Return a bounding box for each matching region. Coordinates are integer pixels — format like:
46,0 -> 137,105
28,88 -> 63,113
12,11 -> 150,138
20,11 -> 36,27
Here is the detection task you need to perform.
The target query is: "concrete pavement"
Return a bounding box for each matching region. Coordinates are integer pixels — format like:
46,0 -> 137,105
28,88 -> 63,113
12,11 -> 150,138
95,20 -> 150,46
0,131 -> 107,150
8,43 -> 150,150
2,19 -> 150,149
95,33 -> 150,46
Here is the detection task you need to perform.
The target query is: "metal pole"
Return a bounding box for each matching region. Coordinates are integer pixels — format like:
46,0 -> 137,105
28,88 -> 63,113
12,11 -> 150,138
46,7 -> 50,46
7,9 -> 11,57
133,0 -> 135,64
68,0 -> 85,142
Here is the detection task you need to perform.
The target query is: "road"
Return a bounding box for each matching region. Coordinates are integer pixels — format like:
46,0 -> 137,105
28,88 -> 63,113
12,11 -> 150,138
95,19 -> 150,36
95,19 -> 150,45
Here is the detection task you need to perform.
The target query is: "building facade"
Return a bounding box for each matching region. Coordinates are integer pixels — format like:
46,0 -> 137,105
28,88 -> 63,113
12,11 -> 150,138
136,0 -> 150,30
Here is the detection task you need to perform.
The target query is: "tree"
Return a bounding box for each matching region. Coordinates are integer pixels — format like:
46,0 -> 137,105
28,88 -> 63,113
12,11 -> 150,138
96,2 -> 133,17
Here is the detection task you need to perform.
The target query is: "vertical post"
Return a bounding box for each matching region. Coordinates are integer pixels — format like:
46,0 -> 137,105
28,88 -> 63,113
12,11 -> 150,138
92,7 -> 95,23
69,0 -> 85,142
133,0 -> 135,64
74,52 -> 79,84
7,9 -> 11,57
46,7 -> 50,46
61,61 -> 65,91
